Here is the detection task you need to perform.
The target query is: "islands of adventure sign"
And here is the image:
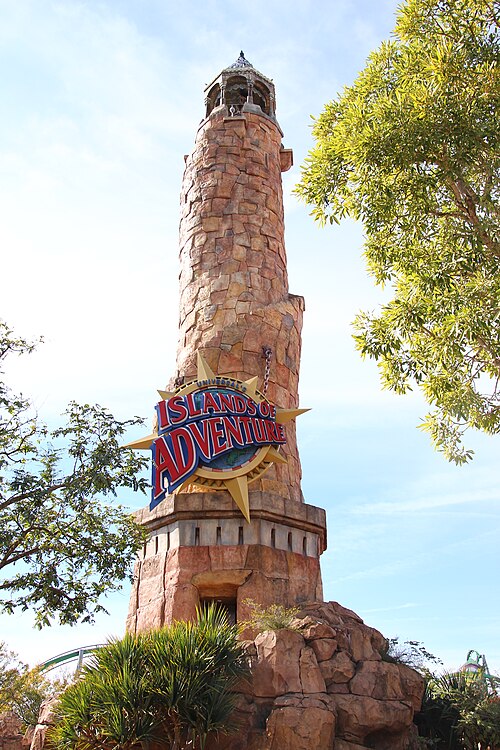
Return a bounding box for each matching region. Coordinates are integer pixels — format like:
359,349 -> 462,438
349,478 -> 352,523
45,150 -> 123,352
127,353 -> 307,522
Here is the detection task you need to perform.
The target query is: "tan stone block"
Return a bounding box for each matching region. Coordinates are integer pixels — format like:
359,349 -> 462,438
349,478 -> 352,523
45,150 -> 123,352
243,329 -> 263,354
332,694 -> 413,745
320,652 -> 356,684
300,646 -> 326,693
210,291 -> 226,305
207,545 -> 248,571
252,630 -> 304,697
236,301 -> 251,314
350,661 -> 424,710
310,638 -> 338,662
231,244 -> 247,260
217,175 -> 237,198
264,703 -> 335,750
221,324 -> 245,345
220,260 -> 240,274
228,281 -> 247,297
233,232 -> 251,247
242,350 -> 264,375
222,308 -> 237,325
225,163 -> 240,175
239,201 -> 258,214
211,274 -> 229,291
219,349 -> 244,374
250,237 -> 266,253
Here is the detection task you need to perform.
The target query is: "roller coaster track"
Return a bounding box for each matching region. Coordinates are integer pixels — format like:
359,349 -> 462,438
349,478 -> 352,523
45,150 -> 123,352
38,644 -> 104,673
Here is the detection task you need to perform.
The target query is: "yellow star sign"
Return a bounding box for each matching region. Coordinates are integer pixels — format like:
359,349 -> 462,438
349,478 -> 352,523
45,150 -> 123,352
126,353 -> 308,522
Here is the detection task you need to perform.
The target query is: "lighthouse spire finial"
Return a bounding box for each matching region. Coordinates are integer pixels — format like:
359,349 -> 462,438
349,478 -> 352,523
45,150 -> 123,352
230,50 -> 253,68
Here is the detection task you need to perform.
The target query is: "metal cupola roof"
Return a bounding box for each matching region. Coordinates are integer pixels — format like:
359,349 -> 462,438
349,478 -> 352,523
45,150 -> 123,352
204,52 -> 277,121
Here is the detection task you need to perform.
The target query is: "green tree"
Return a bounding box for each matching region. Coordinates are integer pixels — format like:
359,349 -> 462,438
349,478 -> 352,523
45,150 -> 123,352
49,606 -> 249,750
417,670 -> 500,749
296,0 -> 500,463
0,641 -> 61,727
0,320 -> 148,626
0,641 -> 25,712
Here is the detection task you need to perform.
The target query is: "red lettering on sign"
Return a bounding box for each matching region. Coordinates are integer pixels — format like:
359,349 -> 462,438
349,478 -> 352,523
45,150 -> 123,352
232,395 -> 247,414
237,416 -> 253,443
250,418 -> 269,444
259,401 -> 271,418
208,418 -> 227,456
168,396 -> 189,425
264,418 -> 276,443
156,400 -> 170,432
153,437 -> 176,499
202,391 -> 222,414
169,427 -> 197,483
246,399 -> 257,416
218,392 -> 235,412
185,392 -> 202,419
189,420 -> 212,461
223,415 -> 245,448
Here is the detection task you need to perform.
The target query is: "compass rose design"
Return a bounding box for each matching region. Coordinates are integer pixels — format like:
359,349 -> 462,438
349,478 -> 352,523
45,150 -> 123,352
126,353 -> 308,522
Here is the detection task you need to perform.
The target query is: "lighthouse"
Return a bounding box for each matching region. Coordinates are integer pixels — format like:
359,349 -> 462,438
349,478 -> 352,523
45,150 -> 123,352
126,53 -> 327,632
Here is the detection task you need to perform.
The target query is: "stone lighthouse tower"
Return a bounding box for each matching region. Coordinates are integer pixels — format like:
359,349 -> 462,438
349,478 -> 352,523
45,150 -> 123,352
126,53 -> 327,633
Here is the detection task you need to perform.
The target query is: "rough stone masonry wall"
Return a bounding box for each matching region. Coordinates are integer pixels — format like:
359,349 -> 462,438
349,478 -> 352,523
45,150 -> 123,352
175,110 -> 304,503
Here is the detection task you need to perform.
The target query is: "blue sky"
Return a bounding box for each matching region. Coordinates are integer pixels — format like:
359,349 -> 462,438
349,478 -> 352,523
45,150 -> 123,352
1,0 -> 499,675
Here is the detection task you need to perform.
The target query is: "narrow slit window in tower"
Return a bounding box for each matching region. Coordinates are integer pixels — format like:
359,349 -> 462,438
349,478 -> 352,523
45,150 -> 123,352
238,526 -> 244,545
271,528 -> 276,548
155,536 -> 159,555
216,526 -> 222,545
302,536 -> 307,556
167,531 -> 171,551
195,527 -> 200,546
287,531 -> 293,552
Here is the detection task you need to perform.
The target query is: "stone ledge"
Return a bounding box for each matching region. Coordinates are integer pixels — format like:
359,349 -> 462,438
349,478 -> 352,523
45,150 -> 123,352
135,491 -> 327,550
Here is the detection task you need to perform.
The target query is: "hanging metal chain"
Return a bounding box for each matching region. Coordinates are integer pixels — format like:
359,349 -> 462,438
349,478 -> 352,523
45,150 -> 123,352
262,346 -> 272,395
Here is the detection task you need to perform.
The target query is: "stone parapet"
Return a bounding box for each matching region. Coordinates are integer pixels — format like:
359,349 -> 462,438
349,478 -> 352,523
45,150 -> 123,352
134,490 -> 327,551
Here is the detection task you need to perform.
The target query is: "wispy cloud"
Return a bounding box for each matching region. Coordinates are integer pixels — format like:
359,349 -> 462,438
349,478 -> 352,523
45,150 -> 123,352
362,602 -> 420,615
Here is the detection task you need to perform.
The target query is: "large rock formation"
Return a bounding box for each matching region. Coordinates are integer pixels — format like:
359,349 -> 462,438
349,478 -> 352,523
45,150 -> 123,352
29,699 -> 58,750
27,602 -> 424,750
0,713 -> 23,750
208,601 -> 424,750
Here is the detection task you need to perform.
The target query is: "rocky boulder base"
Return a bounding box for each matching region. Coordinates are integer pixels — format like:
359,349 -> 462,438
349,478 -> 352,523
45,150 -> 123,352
0,712 -> 30,750
27,602 -> 425,750
209,600 -> 425,750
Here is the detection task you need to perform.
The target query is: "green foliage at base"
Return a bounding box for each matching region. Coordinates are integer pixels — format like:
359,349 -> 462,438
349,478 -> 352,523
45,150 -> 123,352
49,606 -> 249,750
417,670 -> 500,749
242,598 -> 300,632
